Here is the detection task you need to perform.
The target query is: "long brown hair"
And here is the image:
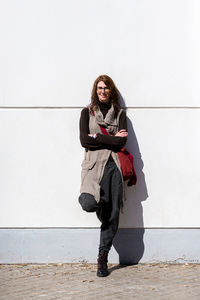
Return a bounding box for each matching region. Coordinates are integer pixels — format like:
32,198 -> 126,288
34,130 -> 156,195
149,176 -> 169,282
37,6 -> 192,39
90,75 -> 121,114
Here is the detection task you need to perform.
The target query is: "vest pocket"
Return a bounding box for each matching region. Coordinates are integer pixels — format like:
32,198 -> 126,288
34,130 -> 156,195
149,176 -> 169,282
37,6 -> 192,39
81,159 -> 96,170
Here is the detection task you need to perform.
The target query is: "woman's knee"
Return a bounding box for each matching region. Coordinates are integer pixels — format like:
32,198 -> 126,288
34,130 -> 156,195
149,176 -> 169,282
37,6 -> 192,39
79,193 -> 98,212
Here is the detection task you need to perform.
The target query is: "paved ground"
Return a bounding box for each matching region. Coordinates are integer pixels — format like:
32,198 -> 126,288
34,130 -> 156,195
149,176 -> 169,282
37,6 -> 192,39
0,263 -> 200,300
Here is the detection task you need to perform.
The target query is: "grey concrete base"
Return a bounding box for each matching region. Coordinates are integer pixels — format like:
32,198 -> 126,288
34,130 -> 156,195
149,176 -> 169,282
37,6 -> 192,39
0,228 -> 200,264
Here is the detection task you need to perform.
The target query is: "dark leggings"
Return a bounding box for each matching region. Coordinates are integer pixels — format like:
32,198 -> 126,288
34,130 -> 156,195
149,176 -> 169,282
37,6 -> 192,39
79,157 -> 122,252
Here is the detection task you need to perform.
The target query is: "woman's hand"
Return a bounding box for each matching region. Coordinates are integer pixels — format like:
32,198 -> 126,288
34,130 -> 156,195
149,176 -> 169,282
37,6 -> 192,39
88,133 -> 97,139
115,129 -> 128,137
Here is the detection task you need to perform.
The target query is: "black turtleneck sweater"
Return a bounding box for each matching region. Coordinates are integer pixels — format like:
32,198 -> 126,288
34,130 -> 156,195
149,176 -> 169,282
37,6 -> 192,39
79,101 -> 127,151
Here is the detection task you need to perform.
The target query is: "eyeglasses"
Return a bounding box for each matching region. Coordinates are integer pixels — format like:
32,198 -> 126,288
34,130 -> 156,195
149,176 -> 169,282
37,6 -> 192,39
97,87 -> 110,92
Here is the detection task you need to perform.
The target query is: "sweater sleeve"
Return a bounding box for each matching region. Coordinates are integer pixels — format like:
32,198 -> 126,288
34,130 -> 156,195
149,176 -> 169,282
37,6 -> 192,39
79,107 -> 127,150
79,107 -> 103,149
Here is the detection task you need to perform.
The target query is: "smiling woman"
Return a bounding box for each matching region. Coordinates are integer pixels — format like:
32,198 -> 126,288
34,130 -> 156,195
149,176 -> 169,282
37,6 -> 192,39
78,74 -> 128,277
96,81 -> 111,103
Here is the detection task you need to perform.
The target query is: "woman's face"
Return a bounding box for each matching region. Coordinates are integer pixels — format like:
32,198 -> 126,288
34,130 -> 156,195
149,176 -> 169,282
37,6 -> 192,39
96,81 -> 111,103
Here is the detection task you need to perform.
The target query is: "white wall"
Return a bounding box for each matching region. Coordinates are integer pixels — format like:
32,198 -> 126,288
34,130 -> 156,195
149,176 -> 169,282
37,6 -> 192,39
0,0 -> 200,227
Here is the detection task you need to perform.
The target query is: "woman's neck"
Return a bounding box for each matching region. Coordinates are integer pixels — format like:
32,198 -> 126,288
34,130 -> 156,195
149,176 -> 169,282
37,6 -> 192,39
98,100 -> 111,109
97,100 -> 111,118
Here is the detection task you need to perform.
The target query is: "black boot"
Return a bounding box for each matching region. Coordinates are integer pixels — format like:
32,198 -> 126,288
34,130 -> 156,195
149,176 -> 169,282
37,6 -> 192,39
97,250 -> 109,277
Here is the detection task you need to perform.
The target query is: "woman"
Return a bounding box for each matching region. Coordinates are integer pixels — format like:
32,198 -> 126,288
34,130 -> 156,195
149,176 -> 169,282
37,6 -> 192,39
79,75 -> 128,277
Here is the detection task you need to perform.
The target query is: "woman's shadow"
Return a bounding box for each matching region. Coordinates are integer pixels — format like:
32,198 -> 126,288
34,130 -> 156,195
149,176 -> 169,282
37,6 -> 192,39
112,96 -> 148,266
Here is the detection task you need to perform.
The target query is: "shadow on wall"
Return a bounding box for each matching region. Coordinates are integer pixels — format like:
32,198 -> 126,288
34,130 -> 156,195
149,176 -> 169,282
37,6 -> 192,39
113,97 -> 148,264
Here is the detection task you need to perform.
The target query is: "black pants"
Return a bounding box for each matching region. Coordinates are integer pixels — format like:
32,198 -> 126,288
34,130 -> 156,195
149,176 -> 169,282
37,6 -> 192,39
79,157 -> 122,252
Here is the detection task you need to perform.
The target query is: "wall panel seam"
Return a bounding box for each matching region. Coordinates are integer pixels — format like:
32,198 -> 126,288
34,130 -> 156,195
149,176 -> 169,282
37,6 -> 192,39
0,107 -> 200,110
0,227 -> 200,230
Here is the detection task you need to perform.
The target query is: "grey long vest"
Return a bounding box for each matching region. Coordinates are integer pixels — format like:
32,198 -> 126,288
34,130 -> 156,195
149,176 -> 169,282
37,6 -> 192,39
80,105 -> 123,203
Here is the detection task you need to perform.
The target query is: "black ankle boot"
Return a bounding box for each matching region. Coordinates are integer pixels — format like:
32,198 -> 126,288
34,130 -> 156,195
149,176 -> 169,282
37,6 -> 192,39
97,250 -> 109,277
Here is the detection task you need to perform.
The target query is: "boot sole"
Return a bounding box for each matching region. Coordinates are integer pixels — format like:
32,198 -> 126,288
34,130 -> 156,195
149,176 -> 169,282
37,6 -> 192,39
97,271 -> 109,277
